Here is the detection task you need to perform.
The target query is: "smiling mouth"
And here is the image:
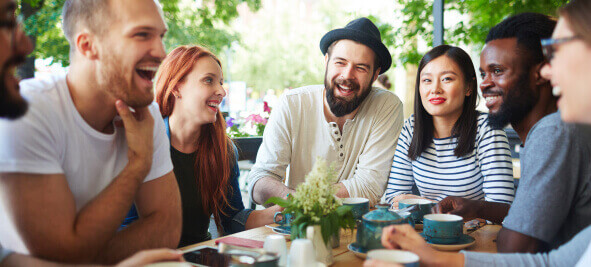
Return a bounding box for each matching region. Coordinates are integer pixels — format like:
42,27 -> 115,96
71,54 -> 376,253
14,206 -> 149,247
482,93 -> 503,109
429,98 -> 446,104
136,66 -> 158,81
207,101 -> 220,111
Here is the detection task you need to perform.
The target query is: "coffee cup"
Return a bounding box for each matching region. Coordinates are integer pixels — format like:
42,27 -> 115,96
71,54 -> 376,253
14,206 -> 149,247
423,214 -> 463,244
264,235 -> 287,266
288,239 -> 316,267
367,249 -> 419,267
273,212 -> 294,227
342,197 -> 370,221
398,199 -> 435,223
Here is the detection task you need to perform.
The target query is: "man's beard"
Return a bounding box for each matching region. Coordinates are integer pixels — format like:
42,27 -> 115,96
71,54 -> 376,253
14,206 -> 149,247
487,73 -> 538,129
0,56 -> 28,119
324,73 -> 373,117
98,52 -> 155,108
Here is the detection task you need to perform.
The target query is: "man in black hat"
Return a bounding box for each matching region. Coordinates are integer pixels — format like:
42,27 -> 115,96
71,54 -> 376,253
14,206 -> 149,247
247,17 -> 404,207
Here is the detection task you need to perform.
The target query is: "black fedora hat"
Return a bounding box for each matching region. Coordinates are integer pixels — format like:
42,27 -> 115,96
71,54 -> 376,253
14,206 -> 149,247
320,17 -> 392,74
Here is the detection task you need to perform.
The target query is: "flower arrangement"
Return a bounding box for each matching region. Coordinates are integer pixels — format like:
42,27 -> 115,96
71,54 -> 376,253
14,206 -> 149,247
226,101 -> 271,137
266,157 -> 356,244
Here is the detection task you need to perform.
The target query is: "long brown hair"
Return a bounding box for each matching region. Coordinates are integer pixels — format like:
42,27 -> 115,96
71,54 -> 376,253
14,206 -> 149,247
154,45 -> 235,233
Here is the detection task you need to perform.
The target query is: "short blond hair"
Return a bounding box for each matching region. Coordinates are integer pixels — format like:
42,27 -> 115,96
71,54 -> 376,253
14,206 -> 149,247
62,0 -> 112,51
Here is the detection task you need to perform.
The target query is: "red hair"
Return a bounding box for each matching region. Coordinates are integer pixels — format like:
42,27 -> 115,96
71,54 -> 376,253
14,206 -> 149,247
155,45 -> 235,233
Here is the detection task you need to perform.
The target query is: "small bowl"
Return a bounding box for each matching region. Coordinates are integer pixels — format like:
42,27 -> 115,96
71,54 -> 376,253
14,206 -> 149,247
423,214 -> 463,244
398,199 -> 435,223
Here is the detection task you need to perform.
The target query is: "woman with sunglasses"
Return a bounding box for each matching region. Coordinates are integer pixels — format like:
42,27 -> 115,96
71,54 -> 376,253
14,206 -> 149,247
366,0 -> 591,266
153,45 -> 280,246
384,45 -> 514,207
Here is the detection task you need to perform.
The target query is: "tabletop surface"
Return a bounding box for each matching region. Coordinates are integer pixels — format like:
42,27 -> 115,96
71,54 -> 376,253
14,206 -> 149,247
182,224 -> 501,266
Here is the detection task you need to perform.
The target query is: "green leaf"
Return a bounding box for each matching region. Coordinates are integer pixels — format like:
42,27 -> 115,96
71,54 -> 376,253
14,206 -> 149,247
265,197 -> 291,207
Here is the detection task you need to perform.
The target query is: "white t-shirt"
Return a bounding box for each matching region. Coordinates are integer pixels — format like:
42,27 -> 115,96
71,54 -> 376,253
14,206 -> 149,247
0,73 -> 173,253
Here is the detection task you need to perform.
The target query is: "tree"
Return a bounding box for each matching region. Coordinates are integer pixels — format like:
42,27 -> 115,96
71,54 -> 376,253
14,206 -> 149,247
17,0 -> 261,79
383,0 -> 568,67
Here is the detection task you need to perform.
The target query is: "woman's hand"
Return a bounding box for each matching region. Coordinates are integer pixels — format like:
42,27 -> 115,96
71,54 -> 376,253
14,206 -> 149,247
381,225 -> 464,267
390,194 -> 428,209
245,205 -> 284,229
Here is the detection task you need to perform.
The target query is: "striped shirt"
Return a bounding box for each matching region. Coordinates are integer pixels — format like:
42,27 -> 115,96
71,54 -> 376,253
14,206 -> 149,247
385,113 -> 515,204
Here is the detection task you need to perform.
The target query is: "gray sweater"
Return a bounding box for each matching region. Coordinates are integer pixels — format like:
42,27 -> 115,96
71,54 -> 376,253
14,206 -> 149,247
462,224 -> 591,266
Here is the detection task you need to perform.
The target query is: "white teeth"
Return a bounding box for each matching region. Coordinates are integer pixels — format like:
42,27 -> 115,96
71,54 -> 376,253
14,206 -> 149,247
207,102 -> 219,108
338,84 -> 351,91
485,96 -> 501,103
136,66 -> 159,72
552,86 -> 561,96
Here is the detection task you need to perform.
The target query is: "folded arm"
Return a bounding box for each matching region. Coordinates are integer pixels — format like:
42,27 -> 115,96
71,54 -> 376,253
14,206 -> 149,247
0,159 -> 151,263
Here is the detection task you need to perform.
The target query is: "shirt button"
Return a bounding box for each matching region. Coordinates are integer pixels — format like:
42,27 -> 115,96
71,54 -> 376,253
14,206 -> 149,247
340,153 -> 344,157
340,144 -> 343,148
337,138 -> 341,141
334,131 -> 338,134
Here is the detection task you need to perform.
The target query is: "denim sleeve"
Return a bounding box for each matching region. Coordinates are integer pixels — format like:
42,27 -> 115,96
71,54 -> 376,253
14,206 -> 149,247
220,151 -> 253,235
461,224 -> 591,267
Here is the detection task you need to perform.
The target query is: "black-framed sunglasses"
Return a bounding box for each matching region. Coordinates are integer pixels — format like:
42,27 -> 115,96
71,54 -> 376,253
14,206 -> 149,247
541,36 -> 580,61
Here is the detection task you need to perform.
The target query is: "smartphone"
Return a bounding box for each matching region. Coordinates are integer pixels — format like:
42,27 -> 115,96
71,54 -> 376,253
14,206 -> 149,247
183,246 -> 231,267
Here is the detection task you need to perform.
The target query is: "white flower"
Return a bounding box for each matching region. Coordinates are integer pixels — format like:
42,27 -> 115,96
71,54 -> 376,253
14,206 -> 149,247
292,157 -> 341,216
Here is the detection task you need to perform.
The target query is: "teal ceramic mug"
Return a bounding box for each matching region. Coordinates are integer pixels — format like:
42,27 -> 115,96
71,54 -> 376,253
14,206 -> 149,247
273,212 -> 294,228
398,199 -> 436,224
423,214 -> 463,244
342,197 -> 370,221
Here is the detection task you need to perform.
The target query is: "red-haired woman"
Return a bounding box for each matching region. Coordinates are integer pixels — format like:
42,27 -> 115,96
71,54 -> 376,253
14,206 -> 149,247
153,45 -> 280,246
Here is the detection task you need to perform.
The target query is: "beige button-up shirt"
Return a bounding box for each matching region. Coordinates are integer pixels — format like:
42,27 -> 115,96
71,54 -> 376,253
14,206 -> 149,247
247,85 -> 403,206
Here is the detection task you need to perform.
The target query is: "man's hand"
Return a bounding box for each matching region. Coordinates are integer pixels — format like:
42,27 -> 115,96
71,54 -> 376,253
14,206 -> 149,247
115,249 -> 184,267
434,197 -> 510,224
115,100 -> 154,170
433,196 -> 480,221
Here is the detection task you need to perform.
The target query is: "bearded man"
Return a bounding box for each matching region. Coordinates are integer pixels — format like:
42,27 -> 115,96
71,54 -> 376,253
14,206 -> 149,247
247,17 -> 404,207
435,13 -> 591,254
0,0 -> 181,264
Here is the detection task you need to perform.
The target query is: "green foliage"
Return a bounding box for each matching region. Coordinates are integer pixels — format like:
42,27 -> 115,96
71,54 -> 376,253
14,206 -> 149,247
266,196 -> 355,244
385,0 -> 568,67
265,158 -> 356,244
19,0 -> 261,66
228,0 -> 349,92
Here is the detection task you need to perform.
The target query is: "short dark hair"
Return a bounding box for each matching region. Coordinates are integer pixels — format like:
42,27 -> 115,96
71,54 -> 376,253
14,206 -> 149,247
326,40 -> 381,74
62,0 -> 112,51
486,13 -> 557,68
408,45 -> 478,160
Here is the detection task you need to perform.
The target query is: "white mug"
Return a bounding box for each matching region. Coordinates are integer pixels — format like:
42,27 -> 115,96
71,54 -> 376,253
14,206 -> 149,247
367,249 -> 419,267
264,234 -> 287,266
288,239 -> 316,267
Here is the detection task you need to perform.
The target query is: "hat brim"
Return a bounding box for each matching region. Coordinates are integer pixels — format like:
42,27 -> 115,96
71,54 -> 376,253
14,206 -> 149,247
320,28 -> 392,74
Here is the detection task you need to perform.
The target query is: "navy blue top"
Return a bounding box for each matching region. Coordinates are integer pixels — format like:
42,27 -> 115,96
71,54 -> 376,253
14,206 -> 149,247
122,117 -> 252,247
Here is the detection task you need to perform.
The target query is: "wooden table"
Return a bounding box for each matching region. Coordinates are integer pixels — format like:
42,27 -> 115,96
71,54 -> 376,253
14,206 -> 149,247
182,224 -> 501,266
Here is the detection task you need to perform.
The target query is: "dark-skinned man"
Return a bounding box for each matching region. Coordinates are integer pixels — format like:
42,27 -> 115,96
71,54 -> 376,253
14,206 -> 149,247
435,12 -> 591,253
